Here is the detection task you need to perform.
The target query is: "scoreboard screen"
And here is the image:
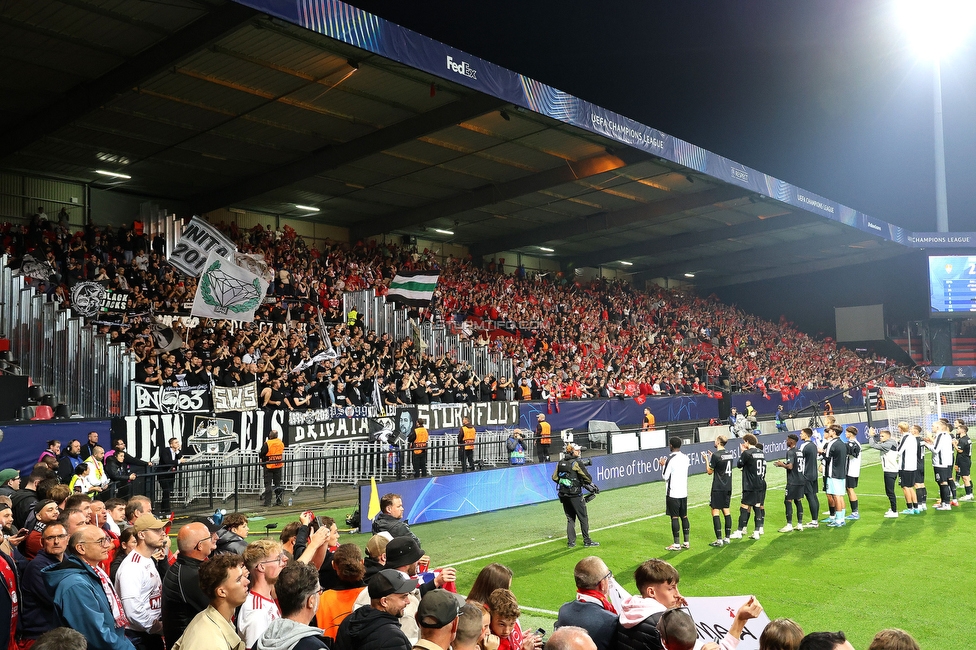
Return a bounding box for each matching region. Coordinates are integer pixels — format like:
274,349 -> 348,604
929,255 -> 976,316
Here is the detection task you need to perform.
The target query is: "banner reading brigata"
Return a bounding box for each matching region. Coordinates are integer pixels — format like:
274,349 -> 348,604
285,401 -> 519,446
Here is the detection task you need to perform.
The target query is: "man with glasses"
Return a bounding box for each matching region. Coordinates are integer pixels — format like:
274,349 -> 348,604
555,557 -> 618,650
162,521 -> 215,644
21,522 -> 69,641
239,540 -> 286,648
255,562 -> 330,650
116,514 -> 170,650
43,525 -> 135,650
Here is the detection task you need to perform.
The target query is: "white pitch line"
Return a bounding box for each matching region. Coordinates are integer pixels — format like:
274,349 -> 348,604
447,501 -> 711,567
521,605 -> 560,616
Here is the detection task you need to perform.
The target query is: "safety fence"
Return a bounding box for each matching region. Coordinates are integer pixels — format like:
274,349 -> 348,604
0,253 -> 136,417
136,429 -> 598,512
342,289 -> 513,380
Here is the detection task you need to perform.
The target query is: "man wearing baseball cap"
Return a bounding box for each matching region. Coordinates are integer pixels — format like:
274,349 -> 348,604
414,589 -> 462,650
0,469 -> 20,498
364,533 -> 392,584
334,569 -> 415,650
353,537 -> 457,645
116,514 -> 169,650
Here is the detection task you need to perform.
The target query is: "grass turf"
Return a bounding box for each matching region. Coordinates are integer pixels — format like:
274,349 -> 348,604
226,450 -> 976,649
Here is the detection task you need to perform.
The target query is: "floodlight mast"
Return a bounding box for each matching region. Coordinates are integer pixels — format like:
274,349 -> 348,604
896,0 -> 976,232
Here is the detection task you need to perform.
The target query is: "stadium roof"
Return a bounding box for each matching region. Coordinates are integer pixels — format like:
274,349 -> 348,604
0,0 -> 920,289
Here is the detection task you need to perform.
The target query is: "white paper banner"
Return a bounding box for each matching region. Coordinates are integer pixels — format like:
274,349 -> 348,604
684,596 -> 770,649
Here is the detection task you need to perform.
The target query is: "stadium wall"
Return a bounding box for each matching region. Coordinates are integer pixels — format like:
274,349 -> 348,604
357,431 -> 793,529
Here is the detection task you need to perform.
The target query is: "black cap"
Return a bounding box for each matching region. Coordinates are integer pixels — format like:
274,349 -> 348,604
386,537 -> 425,568
368,569 -> 418,598
417,589 -> 462,628
191,515 -> 219,534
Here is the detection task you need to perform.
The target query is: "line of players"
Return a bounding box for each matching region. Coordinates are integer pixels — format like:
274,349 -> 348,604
659,416 -> 974,550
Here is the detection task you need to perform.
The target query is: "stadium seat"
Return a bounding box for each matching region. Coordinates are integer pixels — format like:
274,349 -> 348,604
54,403 -> 70,419
41,393 -> 56,407
31,405 -> 53,420
28,385 -> 43,403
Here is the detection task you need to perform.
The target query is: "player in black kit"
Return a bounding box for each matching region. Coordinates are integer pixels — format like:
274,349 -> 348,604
774,433 -> 805,532
955,423 -> 973,501
706,434 -> 736,547
730,433 -> 766,541
798,428 -> 821,528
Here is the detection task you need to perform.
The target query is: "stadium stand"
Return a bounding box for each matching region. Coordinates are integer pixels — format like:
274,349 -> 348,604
1,216 -> 886,420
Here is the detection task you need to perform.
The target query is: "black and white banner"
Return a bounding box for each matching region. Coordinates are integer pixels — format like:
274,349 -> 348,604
212,382 -> 259,412
112,409 -> 286,460
285,401 -> 520,446
168,216 -> 236,277
135,383 -> 211,414
416,401 -> 519,431
100,290 -> 130,313
18,254 -> 56,280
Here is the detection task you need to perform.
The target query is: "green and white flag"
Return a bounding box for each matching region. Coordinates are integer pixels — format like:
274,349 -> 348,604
387,271 -> 440,307
191,250 -> 269,321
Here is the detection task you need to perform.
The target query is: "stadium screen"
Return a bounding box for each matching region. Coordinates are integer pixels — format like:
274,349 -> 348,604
928,255 -> 976,317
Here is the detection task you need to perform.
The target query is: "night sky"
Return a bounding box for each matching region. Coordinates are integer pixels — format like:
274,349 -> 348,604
351,1 -> 976,338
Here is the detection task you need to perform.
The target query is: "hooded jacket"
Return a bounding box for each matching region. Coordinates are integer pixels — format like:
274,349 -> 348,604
615,595 -> 665,650
215,528 -> 248,555
42,554 -> 135,650
255,617 -> 329,650
333,605 -> 411,650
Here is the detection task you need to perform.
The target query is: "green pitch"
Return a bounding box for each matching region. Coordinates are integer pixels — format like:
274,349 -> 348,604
234,450 -> 976,649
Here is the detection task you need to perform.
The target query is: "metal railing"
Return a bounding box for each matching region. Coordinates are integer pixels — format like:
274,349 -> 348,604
0,253 -> 136,416
342,289 -> 513,379
131,429 -> 601,512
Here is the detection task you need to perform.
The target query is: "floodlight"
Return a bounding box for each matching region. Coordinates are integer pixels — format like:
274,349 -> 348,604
295,205 -> 320,212
433,228 -> 454,235
619,261 -> 633,266
537,246 -> 554,252
95,170 -> 131,179
895,0 -> 976,59
684,272 -> 695,278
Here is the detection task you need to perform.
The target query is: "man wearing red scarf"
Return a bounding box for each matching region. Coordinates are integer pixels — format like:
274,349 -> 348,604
554,557 -> 617,650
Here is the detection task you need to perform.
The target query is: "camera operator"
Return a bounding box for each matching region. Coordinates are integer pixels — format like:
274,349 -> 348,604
552,443 -> 599,548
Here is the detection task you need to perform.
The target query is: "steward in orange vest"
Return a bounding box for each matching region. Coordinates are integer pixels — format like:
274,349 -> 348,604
260,431 -> 285,507
536,413 -> 552,463
409,418 -> 430,478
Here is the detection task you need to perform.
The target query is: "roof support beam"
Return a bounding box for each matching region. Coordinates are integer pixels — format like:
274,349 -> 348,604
634,231 -> 861,282
697,246 -> 904,289
190,93 -> 506,214
566,212 -> 812,268
0,2 -> 259,160
469,184 -> 751,257
351,148 -> 648,241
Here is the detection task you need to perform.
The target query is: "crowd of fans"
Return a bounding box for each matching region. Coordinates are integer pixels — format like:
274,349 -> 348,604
0,449 -> 923,650
3,210 -> 888,414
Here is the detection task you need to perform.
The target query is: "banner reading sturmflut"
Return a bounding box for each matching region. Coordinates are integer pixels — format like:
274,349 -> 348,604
387,271 -> 439,307
191,251 -> 269,321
